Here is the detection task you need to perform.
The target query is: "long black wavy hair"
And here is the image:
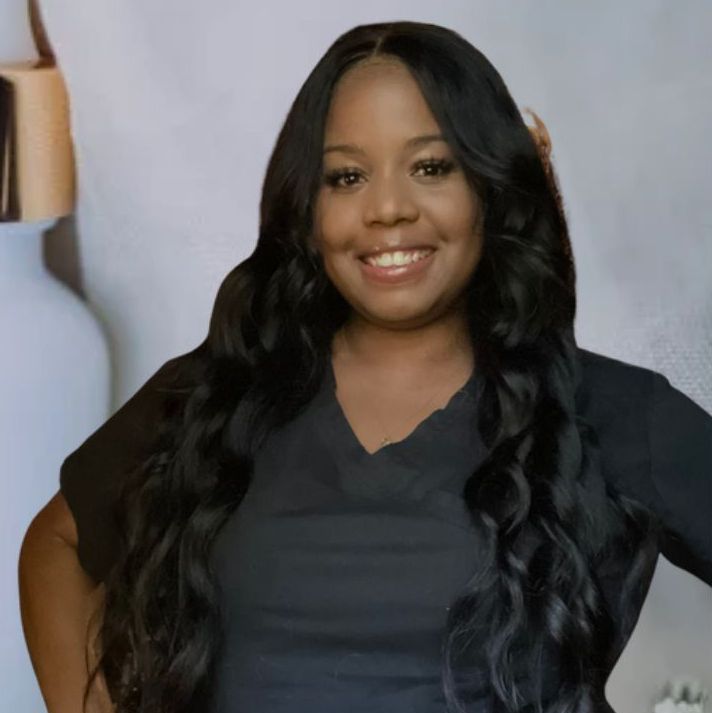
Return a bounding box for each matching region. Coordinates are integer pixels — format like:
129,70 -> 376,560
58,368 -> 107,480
83,20 -> 662,713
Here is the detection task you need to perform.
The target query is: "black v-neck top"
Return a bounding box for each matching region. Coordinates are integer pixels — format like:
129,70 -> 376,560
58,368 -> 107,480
58,347 -> 712,712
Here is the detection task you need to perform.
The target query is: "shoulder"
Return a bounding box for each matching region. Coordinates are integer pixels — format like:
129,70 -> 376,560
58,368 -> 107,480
62,351 -> 194,469
576,346 -> 659,401
574,346 -> 660,458
572,346 -> 670,508
572,345 -> 688,443
574,345 -> 710,436
58,347 -> 201,582
574,346 -> 712,585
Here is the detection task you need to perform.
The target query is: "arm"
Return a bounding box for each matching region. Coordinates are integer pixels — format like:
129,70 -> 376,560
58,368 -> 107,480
19,491 -> 114,713
18,352 -> 194,710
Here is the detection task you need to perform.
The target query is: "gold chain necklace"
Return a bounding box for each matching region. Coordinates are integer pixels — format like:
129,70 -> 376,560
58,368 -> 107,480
335,329 -> 471,448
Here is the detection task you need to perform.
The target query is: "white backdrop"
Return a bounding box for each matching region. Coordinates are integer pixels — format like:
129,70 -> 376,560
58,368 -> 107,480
12,1 -> 712,710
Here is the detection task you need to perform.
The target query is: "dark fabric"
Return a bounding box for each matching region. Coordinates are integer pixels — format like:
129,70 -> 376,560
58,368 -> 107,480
58,347 -> 712,712
59,355 -> 185,582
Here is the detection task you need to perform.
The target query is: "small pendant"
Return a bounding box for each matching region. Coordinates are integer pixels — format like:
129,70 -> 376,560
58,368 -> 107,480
380,436 -> 391,446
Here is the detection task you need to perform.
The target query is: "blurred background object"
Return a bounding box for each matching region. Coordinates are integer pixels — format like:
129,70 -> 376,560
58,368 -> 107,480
1,2 -> 109,710
653,674 -> 708,713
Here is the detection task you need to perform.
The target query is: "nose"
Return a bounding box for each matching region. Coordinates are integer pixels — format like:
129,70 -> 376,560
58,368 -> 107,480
362,173 -> 419,227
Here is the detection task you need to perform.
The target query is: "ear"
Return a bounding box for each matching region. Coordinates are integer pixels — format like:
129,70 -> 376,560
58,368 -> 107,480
521,107 -> 573,275
522,106 -> 552,162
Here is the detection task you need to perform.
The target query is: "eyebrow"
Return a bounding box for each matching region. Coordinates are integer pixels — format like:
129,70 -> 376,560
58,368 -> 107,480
323,133 -> 446,156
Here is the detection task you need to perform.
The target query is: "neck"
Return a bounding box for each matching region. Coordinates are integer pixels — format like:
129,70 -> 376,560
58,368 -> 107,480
332,307 -> 474,377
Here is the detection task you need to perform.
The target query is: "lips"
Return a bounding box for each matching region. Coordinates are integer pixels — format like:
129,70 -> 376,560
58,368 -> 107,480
357,246 -> 436,284
358,244 -> 436,260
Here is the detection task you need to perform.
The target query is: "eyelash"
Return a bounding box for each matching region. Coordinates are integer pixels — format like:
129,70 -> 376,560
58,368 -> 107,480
322,157 -> 456,189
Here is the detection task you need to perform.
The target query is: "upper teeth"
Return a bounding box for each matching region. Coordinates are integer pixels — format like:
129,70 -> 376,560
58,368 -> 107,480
364,249 -> 433,267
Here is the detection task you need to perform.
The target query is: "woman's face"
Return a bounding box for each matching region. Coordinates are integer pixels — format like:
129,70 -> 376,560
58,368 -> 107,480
312,57 -> 484,331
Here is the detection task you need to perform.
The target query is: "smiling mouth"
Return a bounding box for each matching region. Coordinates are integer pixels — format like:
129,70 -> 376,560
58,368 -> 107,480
358,247 -> 436,266
357,247 -> 436,284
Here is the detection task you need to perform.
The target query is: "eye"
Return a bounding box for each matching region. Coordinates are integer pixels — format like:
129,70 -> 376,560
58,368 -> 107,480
321,156 -> 456,190
323,167 -> 363,189
412,157 -> 456,178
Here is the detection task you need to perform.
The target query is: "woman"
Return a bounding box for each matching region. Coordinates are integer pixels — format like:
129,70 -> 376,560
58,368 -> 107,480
20,20 -> 712,713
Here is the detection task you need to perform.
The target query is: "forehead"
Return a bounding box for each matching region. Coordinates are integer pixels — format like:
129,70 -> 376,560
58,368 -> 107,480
324,59 -> 440,142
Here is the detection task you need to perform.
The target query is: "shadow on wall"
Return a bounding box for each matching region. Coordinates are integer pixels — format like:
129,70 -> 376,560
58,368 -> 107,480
43,214 -> 84,299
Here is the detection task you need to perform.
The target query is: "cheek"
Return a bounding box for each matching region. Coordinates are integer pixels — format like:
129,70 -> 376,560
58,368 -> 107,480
314,205 -> 351,252
431,194 -> 484,273
430,188 -> 479,233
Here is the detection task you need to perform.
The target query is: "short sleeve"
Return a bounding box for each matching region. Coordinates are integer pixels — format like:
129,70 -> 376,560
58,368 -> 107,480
59,355 -> 188,583
648,371 -> 712,586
